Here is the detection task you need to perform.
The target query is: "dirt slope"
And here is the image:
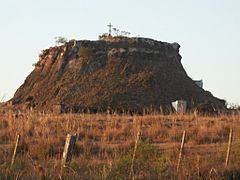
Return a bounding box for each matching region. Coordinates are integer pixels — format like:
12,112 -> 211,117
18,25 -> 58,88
11,36 -> 225,113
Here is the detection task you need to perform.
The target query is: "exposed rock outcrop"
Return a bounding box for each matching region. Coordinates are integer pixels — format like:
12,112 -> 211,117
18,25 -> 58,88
11,36 -> 225,113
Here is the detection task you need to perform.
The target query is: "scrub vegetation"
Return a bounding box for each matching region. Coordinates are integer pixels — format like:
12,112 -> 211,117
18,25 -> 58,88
0,107 -> 240,179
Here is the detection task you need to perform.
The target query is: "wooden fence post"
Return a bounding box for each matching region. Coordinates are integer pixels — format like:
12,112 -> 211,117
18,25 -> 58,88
225,128 -> 233,167
61,134 -> 76,173
177,130 -> 186,172
129,130 -> 140,180
11,134 -> 20,166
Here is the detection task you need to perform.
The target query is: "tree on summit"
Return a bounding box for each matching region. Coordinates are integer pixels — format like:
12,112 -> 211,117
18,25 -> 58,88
54,36 -> 68,45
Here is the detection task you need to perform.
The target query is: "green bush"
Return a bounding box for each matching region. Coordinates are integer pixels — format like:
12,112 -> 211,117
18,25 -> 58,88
107,142 -> 174,179
78,48 -> 93,58
54,36 -> 67,45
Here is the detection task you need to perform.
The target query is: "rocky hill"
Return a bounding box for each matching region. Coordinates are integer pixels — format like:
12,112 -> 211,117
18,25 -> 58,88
11,36 -> 225,113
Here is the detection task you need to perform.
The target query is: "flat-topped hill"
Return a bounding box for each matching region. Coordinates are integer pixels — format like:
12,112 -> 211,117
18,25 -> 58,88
11,36 -> 225,113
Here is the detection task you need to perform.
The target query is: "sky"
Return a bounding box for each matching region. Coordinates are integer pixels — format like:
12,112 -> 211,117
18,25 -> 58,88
0,0 -> 240,104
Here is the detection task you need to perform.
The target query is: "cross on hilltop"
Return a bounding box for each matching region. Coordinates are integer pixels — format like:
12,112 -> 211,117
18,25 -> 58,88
99,23 -> 132,39
107,23 -> 113,36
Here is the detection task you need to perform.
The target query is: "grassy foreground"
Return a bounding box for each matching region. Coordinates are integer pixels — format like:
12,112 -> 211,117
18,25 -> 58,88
0,110 -> 240,179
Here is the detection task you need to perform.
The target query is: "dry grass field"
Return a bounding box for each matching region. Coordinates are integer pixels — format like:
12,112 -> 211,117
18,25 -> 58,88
0,108 -> 240,179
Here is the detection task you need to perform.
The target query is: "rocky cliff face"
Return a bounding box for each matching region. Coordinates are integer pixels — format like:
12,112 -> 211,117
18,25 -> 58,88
12,36 -> 225,113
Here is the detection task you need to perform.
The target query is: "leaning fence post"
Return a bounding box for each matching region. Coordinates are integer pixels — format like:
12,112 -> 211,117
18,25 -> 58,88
61,134 -> 76,172
225,128 -> 233,167
129,130 -> 141,180
11,134 -> 20,166
177,130 -> 186,172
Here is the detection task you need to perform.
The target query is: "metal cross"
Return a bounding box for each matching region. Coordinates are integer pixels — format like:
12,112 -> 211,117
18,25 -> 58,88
107,23 -> 113,36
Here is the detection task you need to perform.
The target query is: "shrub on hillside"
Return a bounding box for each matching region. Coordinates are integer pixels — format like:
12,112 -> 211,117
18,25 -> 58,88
78,47 -> 93,58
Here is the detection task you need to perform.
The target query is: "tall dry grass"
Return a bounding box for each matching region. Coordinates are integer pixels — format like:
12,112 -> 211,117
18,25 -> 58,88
0,109 -> 240,179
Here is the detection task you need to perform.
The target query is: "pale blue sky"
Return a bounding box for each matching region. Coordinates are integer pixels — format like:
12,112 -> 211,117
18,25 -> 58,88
0,0 -> 239,104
